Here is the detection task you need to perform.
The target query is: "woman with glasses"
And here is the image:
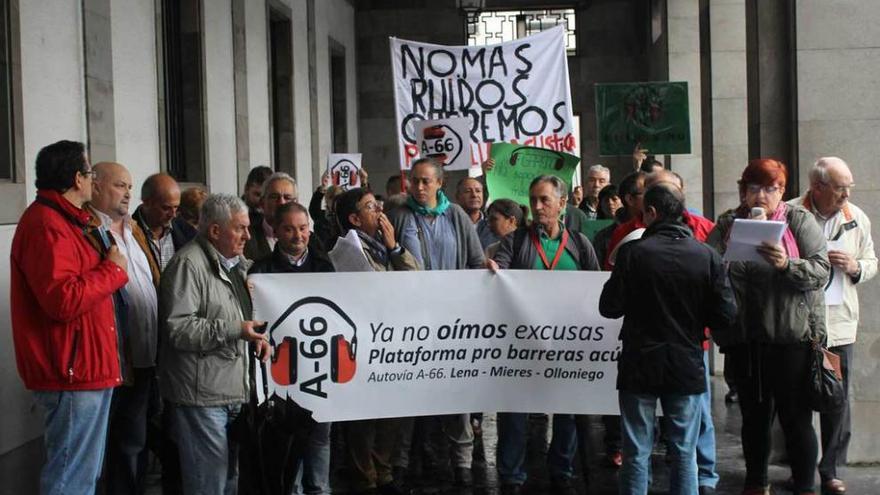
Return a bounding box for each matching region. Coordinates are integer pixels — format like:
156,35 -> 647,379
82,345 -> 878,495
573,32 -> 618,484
706,158 -> 830,495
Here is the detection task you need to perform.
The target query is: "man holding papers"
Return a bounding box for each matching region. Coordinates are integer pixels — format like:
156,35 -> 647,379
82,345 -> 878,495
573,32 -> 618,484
787,157 -> 877,495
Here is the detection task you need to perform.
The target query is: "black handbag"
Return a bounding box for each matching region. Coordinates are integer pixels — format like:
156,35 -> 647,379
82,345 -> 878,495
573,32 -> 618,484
808,342 -> 846,413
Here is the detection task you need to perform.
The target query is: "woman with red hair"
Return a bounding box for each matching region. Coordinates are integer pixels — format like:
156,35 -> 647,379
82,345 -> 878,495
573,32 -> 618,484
707,158 -> 830,495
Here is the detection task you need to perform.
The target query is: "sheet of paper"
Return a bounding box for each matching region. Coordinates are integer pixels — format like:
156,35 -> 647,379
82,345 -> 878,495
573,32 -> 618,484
328,229 -> 374,272
723,219 -> 787,264
824,239 -> 845,305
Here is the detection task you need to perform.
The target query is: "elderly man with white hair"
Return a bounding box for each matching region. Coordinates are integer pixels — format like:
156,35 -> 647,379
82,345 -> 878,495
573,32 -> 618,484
159,193 -> 271,495
788,157 -> 877,495
581,164 -> 611,219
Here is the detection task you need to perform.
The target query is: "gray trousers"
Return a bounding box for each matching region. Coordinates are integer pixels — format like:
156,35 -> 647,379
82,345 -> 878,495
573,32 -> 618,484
393,414 -> 474,469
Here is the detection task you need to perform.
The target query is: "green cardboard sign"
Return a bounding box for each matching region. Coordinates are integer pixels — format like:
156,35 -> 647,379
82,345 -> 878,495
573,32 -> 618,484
486,143 -> 581,208
595,82 -> 691,156
581,219 -> 615,242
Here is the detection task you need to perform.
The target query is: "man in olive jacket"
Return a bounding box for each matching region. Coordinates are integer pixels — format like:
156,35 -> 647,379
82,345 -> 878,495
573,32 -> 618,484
158,194 -> 270,495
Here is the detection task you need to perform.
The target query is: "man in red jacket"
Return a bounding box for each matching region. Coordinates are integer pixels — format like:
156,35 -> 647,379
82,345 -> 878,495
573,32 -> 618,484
10,140 -> 129,495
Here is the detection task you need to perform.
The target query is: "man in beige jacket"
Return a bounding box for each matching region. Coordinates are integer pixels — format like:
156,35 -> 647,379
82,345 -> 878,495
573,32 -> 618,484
788,157 -> 877,495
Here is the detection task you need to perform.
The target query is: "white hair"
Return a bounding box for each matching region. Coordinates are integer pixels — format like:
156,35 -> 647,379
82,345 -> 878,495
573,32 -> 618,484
810,156 -> 849,185
261,172 -> 298,199
587,164 -> 611,178
198,194 -> 248,234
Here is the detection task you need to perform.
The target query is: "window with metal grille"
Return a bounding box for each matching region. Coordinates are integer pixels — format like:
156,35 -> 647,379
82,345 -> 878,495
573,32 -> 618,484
466,8 -> 576,55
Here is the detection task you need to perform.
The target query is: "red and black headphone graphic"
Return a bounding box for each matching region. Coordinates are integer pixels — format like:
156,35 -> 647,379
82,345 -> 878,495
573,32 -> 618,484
331,159 -> 359,188
421,124 -> 464,167
509,147 -> 566,171
268,296 -> 358,386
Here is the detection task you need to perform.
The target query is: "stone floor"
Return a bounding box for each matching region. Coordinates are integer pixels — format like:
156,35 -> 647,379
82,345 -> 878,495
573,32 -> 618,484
136,375 -> 880,494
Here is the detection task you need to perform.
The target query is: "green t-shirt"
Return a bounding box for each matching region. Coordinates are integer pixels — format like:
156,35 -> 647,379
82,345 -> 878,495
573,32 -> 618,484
532,230 -> 579,271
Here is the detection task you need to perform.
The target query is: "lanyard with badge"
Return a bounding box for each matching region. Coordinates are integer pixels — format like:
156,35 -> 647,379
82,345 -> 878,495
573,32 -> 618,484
530,228 -> 569,270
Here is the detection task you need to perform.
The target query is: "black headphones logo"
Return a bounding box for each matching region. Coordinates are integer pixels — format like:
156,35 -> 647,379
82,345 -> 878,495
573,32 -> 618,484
268,296 -> 358,387
509,147 -> 567,171
331,159 -> 359,188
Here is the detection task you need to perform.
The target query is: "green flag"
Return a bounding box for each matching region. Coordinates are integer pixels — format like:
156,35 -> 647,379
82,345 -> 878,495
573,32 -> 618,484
486,143 -> 581,208
595,82 -> 691,156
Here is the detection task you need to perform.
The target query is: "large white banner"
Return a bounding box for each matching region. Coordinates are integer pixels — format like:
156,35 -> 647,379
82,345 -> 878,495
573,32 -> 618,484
251,270 -> 621,422
390,26 -> 577,170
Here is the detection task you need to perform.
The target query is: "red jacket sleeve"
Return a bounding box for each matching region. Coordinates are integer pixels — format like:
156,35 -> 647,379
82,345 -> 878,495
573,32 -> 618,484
20,224 -> 129,323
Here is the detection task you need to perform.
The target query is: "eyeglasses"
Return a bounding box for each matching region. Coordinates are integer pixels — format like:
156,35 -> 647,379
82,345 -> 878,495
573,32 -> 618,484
821,181 -> 855,194
745,184 -> 781,195
80,169 -> 97,179
358,200 -> 380,212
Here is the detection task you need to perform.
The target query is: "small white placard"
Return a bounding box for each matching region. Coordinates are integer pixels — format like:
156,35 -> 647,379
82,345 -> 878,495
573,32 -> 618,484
414,118 -> 472,171
824,240 -> 845,305
327,154 -> 363,191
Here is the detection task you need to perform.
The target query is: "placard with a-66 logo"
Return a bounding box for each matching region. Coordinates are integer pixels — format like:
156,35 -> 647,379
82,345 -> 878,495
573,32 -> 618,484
414,117 -> 472,171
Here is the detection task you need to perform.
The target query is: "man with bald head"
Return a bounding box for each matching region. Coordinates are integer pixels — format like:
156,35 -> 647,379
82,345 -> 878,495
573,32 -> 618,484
87,162 -> 160,494
788,157 -> 877,494
133,173 -> 195,271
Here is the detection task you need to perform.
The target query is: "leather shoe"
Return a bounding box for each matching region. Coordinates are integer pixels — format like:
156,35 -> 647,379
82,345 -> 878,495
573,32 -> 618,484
454,466 -> 472,487
499,484 -> 522,495
550,477 -> 578,495
823,478 -> 847,494
606,450 -> 623,468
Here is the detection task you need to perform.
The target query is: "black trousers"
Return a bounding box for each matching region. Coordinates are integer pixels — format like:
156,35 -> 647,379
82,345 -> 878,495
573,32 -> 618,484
728,343 -> 818,493
819,343 -> 853,481
104,367 -> 154,495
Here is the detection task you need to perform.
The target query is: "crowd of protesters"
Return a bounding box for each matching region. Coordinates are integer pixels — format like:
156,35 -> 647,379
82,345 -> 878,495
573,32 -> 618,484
10,138 -> 875,495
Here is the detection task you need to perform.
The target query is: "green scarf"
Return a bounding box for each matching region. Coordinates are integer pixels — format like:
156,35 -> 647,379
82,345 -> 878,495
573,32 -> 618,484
407,190 -> 451,217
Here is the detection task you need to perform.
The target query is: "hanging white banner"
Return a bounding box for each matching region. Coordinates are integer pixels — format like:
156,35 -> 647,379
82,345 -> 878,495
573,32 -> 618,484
389,26 -> 577,171
251,270 -> 621,422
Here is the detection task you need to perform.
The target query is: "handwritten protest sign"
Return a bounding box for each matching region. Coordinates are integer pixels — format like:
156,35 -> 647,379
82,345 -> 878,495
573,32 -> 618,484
327,154 -> 362,191
390,26 -> 576,170
414,117 -> 472,171
595,81 -> 691,156
486,143 -> 580,207
252,270 -> 622,421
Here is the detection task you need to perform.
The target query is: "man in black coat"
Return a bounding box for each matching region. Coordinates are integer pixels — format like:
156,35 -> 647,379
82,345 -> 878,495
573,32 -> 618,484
599,184 -> 736,495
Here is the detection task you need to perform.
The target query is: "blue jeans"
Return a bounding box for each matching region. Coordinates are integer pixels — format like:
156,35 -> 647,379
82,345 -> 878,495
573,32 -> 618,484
172,404 -> 242,495
497,413 -> 578,485
619,392 -> 701,495
293,421 -> 332,495
697,352 -> 719,488
33,388 -> 114,495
